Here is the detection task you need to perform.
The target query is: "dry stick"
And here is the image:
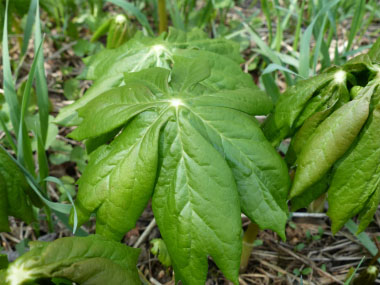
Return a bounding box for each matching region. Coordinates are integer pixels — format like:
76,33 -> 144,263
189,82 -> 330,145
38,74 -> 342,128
134,218 -> 156,248
291,212 -> 327,218
276,243 -> 344,284
259,259 -> 314,285
1,232 -> 20,244
47,41 -> 77,61
238,277 -> 249,285
149,277 -> 163,285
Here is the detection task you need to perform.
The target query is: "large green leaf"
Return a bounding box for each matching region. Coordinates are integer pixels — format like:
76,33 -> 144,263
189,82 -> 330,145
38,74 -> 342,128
186,106 -> 289,238
68,58 -> 287,283
152,117 -> 242,284
72,110 -> 172,240
84,28 -> 242,81
287,86 -> 341,165
290,84 -> 373,198
357,185 -> 380,233
0,235 -> 140,285
55,28 -> 250,126
0,147 -> 34,232
327,87 -> 380,233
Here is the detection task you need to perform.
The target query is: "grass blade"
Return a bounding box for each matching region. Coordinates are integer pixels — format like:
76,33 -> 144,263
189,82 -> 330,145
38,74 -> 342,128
0,144 -> 71,215
54,211 -> 88,237
243,23 -> 293,86
292,0 -> 304,51
21,0 -> 38,56
261,73 -> 281,103
345,0 -> 365,52
2,0 -> 21,136
34,0 -> 50,145
27,178 -> 72,214
34,128 -> 49,188
312,14 -> 328,74
344,256 -> 365,285
299,0 -> 340,78
17,38 -> 44,173
166,0 -> 185,31
45,176 -> 78,234
345,219 -> 380,263
262,63 -> 304,79
0,115 -> 17,152
272,0 -> 283,52
260,0 -> 272,45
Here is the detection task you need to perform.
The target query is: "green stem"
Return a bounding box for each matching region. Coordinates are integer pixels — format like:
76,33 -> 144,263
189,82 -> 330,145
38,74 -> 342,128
158,0 -> 168,34
307,193 -> 326,213
240,222 -> 260,272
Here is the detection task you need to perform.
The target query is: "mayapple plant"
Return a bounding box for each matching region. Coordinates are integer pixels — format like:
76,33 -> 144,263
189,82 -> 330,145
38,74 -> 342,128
60,28 -> 290,284
264,37 -> 380,234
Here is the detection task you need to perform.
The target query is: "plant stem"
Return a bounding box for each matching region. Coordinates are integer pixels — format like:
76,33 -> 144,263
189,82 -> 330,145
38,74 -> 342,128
307,193 -> 326,213
240,222 -> 260,272
158,0 -> 168,34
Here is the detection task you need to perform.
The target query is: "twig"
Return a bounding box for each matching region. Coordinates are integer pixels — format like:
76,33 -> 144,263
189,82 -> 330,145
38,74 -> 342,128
259,259 -> 314,285
1,232 -> 20,244
291,212 -> 327,218
149,277 -> 163,285
134,218 -> 156,248
276,243 -> 344,284
47,41 -> 78,60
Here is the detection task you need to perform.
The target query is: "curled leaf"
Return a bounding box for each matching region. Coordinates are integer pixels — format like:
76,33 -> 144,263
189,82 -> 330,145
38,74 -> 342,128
290,85 -> 373,198
0,235 -> 141,285
327,88 -> 380,233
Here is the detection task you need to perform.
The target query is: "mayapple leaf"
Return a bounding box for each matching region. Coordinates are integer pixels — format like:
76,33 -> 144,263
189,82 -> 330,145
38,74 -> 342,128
291,108 -> 334,159
287,84 -> 341,164
55,28 -> 251,126
0,147 -> 35,232
263,71 -> 336,144
0,235 -> 141,285
343,54 -> 374,73
72,110 -> 173,240
68,83 -> 168,141
290,84 -> 373,198
152,117 -> 242,285
327,88 -> 380,233
291,174 -> 329,212
186,106 -> 289,239
84,27 -> 242,81
357,185 -> 380,234
69,57 -> 288,283
293,82 -> 336,129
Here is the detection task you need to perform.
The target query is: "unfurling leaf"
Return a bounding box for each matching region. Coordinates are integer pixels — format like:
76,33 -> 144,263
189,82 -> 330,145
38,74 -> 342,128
327,87 -> 380,233
290,85 -> 372,198
0,235 -> 141,285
